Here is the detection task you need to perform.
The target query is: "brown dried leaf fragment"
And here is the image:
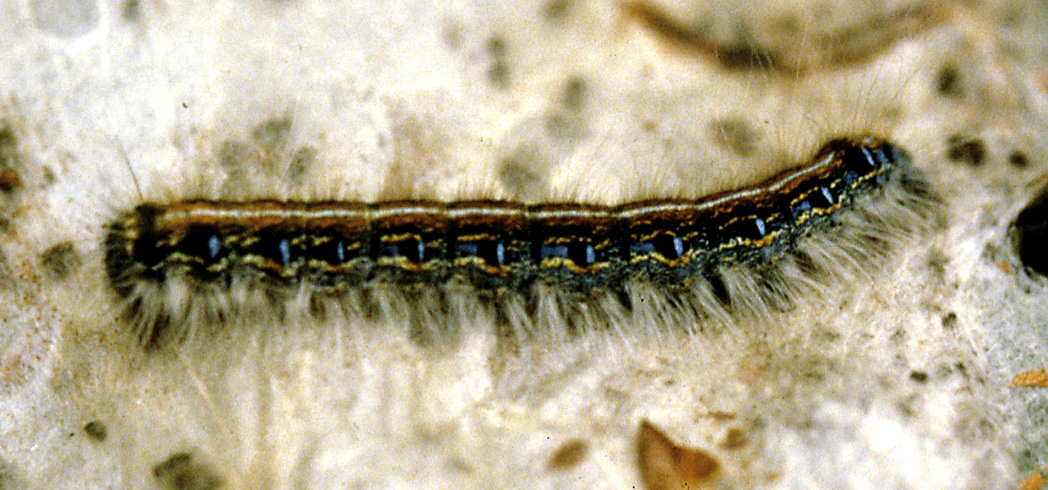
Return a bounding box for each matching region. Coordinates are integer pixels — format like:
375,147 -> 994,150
637,420 -> 721,490
546,439 -> 589,471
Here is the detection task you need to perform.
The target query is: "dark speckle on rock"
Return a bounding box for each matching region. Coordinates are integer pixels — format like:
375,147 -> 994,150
935,64 -> 963,98
153,452 -> 223,490
544,0 -> 571,21
40,242 -> 81,281
250,117 -> 292,149
710,118 -> 759,157
946,135 -> 987,167
1008,150 -> 1029,169
487,60 -> 511,88
562,76 -> 587,109
499,154 -> 548,200
84,421 -> 107,442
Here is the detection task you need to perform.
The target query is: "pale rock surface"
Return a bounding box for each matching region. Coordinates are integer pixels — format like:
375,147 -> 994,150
0,0 -> 1047,489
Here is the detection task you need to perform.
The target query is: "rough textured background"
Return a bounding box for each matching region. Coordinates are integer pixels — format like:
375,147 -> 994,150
1,0 -> 1048,488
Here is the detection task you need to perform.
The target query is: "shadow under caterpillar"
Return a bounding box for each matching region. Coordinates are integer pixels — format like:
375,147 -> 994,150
105,136 -> 937,348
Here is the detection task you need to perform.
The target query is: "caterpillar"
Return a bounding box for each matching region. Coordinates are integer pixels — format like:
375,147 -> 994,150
103,136 -> 936,348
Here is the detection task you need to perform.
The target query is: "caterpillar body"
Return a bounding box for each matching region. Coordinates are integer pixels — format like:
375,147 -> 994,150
103,136 -> 935,347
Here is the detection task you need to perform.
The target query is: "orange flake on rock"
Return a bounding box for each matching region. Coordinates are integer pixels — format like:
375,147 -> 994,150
1010,370 -> 1048,388
1020,470 -> 1045,490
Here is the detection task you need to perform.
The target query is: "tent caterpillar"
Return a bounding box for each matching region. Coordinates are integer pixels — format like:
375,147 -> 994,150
103,136 -> 935,348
